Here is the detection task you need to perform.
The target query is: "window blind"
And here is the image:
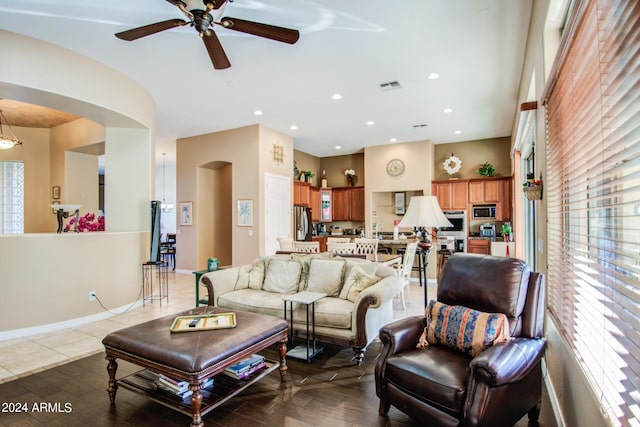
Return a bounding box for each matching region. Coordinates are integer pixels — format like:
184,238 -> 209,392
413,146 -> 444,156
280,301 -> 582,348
544,0 -> 640,425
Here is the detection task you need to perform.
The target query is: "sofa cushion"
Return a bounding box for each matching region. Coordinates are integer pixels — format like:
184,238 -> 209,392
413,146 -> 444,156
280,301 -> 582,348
294,296 -> 353,329
234,260 -> 265,290
262,259 -> 301,294
291,252 -> 334,292
217,289 -> 284,318
306,258 -> 346,297
341,265 -> 380,302
419,300 -> 510,357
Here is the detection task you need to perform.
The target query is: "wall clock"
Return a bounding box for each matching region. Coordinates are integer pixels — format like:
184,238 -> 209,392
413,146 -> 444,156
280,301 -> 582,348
386,158 -> 405,176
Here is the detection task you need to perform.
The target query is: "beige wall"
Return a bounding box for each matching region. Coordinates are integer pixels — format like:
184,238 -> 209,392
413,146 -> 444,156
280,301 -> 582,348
320,153 -> 365,188
177,124 -> 294,270
433,137 -> 512,180
0,30 -> 155,333
293,149 -> 321,185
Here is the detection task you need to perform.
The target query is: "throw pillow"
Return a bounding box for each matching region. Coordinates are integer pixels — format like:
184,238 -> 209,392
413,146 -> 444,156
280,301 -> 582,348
342,266 -> 380,302
306,258 -> 346,297
234,260 -> 265,290
290,252 -> 333,292
417,300 -> 510,357
339,260 -> 378,299
262,259 -> 302,294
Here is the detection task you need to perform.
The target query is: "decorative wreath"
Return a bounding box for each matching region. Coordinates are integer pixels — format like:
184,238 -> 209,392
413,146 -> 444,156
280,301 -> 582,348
443,155 -> 462,175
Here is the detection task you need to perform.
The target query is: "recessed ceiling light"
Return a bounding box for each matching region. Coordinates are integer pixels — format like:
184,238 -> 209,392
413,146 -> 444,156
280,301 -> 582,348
443,108 -> 453,113
366,120 -> 375,126
454,130 -> 462,135
290,125 -> 298,130
335,145 -> 342,150
254,110 -> 263,116
332,93 -> 342,100
427,73 -> 440,80
390,138 -> 398,143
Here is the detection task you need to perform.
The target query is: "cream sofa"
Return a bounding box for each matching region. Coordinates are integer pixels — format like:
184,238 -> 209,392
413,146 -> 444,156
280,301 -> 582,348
200,254 -> 402,364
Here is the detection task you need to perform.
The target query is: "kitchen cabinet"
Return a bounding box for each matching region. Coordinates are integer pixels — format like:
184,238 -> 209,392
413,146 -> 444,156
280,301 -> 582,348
350,187 -> 365,222
497,179 -> 512,221
332,188 -> 350,221
432,180 -> 468,210
467,239 -> 490,254
468,177 -> 509,204
310,187 -> 320,222
332,187 -> 365,221
294,181 -> 311,206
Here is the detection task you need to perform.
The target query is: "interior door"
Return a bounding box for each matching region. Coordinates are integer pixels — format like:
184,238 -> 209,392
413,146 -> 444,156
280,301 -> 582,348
264,173 -> 291,255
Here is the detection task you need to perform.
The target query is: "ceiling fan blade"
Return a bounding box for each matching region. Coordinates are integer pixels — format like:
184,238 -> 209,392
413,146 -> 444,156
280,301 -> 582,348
115,19 -> 187,41
165,0 -> 186,7
202,31 -> 231,69
220,17 -> 300,44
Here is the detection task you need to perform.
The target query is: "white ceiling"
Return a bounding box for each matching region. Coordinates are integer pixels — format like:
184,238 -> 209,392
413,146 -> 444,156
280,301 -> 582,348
0,0 -> 532,160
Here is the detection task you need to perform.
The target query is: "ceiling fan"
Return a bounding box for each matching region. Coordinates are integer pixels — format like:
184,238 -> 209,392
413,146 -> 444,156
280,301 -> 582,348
115,0 -> 300,69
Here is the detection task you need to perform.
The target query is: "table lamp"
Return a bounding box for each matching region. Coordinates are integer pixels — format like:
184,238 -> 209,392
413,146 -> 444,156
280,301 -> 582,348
397,196 -> 452,307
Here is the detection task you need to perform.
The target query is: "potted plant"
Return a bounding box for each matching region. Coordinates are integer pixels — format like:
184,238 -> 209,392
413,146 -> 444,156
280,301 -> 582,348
500,223 -> 512,242
478,162 -> 496,177
207,257 -> 219,272
304,171 -> 315,182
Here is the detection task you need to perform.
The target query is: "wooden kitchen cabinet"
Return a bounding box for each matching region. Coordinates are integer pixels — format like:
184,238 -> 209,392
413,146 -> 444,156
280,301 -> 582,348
332,188 -> 350,221
467,239 -> 490,254
497,179 -> 512,221
294,181 -> 311,206
349,187 -> 365,222
469,177 -> 510,204
331,187 -> 364,221
432,180 -> 468,210
310,186 -> 320,222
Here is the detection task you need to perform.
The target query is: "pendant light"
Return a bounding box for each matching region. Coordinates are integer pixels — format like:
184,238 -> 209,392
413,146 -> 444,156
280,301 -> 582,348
0,109 -> 23,150
161,153 -> 174,213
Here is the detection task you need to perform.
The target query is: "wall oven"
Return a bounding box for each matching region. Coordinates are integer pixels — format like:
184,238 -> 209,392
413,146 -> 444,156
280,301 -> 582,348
437,210 -> 467,252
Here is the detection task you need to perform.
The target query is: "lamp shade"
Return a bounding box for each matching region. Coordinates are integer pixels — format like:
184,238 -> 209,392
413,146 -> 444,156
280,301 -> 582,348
397,196 -> 452,228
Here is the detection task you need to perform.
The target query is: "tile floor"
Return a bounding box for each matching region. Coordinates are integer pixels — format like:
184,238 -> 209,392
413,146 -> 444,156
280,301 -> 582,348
0,271 -> 431,384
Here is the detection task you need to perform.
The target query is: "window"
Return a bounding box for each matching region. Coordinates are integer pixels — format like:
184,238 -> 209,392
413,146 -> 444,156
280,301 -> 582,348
1,160 -> 24,234
543,0 -> 640,425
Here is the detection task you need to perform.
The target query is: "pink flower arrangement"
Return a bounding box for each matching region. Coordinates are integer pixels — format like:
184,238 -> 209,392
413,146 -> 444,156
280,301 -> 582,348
65,213 -> 105,232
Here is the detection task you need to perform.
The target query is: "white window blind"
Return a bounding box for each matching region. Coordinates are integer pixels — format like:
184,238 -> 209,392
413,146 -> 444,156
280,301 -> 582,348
544,0 -> 640,425
2,160 -> 24,234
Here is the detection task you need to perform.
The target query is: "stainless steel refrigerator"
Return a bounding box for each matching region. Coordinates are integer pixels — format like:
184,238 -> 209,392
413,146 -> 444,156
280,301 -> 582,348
293,205 -> 312,241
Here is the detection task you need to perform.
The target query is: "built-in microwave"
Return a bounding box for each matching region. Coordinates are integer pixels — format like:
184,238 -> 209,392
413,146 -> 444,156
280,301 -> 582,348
472,204 -> 497,219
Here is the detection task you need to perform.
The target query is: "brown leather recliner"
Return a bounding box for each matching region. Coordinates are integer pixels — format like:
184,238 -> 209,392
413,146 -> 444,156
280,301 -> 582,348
375,253 -> 546,427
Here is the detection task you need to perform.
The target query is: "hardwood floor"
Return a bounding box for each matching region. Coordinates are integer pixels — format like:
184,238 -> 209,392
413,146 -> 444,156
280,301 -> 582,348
0,273 -> 557,427
0,340 -> 556,427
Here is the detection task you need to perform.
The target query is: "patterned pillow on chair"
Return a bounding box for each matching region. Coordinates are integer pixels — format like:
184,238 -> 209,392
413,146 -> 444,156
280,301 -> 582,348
417,300 -> 510,357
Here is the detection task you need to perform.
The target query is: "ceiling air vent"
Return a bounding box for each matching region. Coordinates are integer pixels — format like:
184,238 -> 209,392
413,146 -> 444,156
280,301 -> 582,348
412,123 -> 428,128
379,81 -> 402,91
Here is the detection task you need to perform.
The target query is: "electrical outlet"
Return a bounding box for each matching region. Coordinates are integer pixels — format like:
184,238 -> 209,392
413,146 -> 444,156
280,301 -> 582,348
89,291 -> 96,302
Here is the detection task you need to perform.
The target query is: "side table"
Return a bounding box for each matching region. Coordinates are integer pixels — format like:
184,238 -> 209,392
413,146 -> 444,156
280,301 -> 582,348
141,261 -> 168,306
282,291 -> 326,363
193,268 -> 226,307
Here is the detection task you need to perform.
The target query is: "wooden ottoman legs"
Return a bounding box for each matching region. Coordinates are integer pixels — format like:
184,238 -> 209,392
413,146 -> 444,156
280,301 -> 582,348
106,356 -> 118,404
278,338 -> 288,379
189,382 -> 204,427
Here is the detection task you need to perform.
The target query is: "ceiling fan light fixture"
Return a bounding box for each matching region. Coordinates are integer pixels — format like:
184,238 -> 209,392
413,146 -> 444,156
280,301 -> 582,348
0,109 -> 23,150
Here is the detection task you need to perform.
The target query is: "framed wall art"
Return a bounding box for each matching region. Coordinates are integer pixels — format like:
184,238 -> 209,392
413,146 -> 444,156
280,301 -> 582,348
179,202 -> 193,226
237,199 -> 253,226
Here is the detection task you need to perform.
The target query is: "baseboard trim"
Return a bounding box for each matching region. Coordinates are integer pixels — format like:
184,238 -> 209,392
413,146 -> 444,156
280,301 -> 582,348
542,358 -> 567,427
0,300 -> 144,341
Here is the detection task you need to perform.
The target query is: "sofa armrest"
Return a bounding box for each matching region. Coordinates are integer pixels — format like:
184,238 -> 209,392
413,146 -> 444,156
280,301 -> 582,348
469,337 -> 546,386
200,267 -> 240,306
354,274 -> 402,310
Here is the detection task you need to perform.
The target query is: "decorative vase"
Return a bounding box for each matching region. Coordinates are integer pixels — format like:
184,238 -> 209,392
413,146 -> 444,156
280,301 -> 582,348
347,175 -> 356,186
207,260 -> 218,272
